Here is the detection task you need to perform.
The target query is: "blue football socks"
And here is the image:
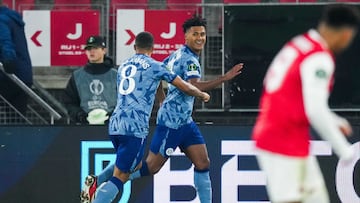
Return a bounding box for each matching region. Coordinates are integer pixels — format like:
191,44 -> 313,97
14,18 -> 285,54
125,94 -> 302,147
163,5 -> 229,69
97,163 -> 114,187
194,169 -> 212,203
129,161 -> 150,180
92,176 -> 124,203
129,170 -> 141,180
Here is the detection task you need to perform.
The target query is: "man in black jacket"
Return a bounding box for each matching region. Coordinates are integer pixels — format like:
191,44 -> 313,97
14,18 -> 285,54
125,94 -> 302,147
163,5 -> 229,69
65,36 -> 117,124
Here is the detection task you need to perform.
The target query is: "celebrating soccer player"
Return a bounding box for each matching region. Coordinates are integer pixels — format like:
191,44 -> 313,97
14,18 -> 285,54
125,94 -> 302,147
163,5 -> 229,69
80,31 -> 210,203
129,16 -> 243,203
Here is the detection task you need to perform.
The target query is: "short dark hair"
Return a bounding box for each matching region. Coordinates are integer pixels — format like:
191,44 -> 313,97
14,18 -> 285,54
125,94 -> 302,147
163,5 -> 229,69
135,31 -> 154,50
320,4 -> 360,29
182,16 -> 207,33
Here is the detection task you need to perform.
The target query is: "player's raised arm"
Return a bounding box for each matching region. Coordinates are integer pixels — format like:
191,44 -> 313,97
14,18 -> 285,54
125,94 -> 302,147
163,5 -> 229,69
188,63 -> 243,91
171,76 -> 210,102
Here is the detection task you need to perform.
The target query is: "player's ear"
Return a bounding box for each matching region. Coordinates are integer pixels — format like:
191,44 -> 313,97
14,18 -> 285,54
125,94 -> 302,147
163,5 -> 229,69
339,29 -> 355,49
133,45 -> 137,51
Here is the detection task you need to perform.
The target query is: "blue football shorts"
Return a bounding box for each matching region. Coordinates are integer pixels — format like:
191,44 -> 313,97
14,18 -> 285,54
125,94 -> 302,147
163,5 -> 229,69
109,134 -> 147,173
150,121 -> 205,157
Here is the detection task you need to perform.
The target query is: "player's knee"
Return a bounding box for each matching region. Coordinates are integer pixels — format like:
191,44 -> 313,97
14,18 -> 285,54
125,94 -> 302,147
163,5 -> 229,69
194,158 -> 210,171
145,152 -> 168,175
148,164 -> 162,175
113,167 -> 129,183
145,161 -> 162,175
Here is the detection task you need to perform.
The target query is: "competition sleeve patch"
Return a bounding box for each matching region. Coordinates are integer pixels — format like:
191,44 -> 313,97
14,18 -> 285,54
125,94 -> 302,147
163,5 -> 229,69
315,69 -> 328,79
186,63 -> 200,77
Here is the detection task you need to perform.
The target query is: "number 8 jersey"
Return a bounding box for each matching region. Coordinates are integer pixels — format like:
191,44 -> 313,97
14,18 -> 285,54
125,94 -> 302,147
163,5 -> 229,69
109,53 -> 177,138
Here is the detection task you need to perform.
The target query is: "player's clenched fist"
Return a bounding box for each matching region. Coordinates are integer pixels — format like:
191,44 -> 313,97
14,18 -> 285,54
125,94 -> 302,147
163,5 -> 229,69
199,92 -> 210,102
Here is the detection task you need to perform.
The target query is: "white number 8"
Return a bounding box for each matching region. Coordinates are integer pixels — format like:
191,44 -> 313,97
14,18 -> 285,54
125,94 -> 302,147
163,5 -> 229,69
119,65 -> 137,95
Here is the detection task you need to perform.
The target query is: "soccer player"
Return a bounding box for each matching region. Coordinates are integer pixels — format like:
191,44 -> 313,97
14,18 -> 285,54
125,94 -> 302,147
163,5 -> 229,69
129,16 -> 243,203
252,4 -> 360,203
80,31 -> 210,203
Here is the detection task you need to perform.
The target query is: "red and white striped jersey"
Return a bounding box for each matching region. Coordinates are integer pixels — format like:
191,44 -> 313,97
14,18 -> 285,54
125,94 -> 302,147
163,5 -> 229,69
252,29 -> 353,158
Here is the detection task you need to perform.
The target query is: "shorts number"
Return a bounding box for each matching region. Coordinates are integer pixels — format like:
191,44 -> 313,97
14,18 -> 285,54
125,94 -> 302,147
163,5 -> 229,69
119,65 -> 137,95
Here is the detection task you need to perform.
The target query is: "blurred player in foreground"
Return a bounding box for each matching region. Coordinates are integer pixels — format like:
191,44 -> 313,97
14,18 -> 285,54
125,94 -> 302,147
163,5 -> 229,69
252,4 -> 360,203
128,16 -> 243,203
80,32 -> 209,203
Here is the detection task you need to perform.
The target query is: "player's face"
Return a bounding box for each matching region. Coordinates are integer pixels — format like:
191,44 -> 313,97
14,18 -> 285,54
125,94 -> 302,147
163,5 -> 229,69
334,28 -> 356,53
185,26 -> 206,55
85,47 -> 106,63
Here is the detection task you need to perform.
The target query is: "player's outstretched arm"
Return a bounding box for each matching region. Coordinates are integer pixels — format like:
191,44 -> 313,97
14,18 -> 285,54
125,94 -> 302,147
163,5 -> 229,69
171,76 -> 210,102
189,63 -> 243,91
301,53 -> 353,160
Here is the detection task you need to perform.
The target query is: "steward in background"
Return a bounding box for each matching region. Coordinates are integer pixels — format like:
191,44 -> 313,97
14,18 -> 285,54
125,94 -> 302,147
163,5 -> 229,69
65,36 -> 117,125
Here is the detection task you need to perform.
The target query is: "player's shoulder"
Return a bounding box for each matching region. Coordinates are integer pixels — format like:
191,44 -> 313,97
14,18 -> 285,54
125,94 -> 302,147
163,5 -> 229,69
172,45 -> 195,59
183,47 -> 200,62
303,51 -> 334,70
291,30 -> 329,54
182,46 -> 197,56
147,57 -> 163,67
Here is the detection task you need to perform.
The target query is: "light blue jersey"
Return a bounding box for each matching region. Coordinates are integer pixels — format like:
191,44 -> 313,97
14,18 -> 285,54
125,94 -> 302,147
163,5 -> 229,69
157,45 -> 201,129
109,53 -> 176,138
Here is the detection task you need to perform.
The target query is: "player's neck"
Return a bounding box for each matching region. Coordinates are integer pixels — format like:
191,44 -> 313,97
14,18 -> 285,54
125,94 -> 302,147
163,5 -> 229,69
186,45 -> 201,56
317,24 -> 340,53
136,51 -> 151,57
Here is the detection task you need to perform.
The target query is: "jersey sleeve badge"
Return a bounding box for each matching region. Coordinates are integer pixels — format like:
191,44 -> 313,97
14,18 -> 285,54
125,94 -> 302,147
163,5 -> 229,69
315,69 -> 328,79
187,63 -> 198,71
186,63 -> 200,77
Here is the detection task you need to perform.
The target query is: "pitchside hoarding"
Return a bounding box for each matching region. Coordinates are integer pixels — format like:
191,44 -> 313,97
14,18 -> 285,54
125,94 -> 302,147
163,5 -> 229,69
0,126 -> 358,202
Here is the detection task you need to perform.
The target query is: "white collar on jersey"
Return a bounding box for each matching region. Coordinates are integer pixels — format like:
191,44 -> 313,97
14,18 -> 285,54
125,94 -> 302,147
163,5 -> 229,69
308,29 -> 328,50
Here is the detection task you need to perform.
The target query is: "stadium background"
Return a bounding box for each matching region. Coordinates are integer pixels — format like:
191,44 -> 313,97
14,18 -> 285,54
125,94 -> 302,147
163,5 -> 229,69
0,0 -> 359,202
